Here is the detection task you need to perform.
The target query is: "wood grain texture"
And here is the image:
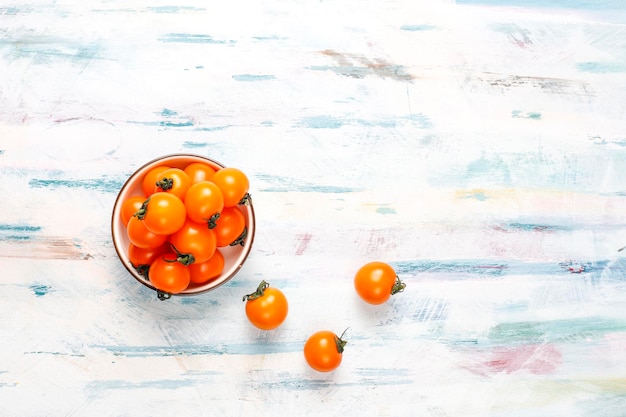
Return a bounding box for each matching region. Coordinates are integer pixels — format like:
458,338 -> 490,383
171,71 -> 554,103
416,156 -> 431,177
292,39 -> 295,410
1,1 -> 625,416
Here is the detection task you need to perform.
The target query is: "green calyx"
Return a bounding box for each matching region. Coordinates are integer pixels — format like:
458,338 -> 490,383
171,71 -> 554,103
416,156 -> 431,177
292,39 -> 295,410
335,328 -> 348,354
155,177 -> 174,191
133,197 -> 150,220
243,280 -> 269,302
391,275 -> 406,295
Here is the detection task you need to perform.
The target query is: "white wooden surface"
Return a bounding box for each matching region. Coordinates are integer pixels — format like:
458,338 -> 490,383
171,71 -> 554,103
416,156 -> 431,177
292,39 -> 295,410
1,1 -> 626,416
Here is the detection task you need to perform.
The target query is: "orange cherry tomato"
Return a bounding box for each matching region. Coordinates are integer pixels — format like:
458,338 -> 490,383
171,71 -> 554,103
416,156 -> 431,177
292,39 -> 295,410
168,218 -> 217,264
304,330 -> 347,372
139,192 -> 186,236
148,252 -> 190,294
154,168 -> 191,200
213,206 -> 246,247
243,281 -> 288,330
188,249 -> 224,285
126,215 -> 168,249
142,165 -> 170,197
184,181 -> 224,226
128,242 -> 170,268
184,162 -> 217,184
211,167 -> 249,207
120,195 -> 145,226
354,261 -> 406,305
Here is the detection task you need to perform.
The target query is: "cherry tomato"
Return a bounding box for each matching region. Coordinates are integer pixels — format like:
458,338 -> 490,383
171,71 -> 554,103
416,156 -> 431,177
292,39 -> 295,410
138,192 -> 186,236
211,167 -> 249,207
142,165 -> 170,197
168,218 -> 217,264
148,252 -> 190,294
155,168 -> 191,200
184,181 -> 224,226
120,195 -> 145,227
184,162 -> 217,184
213,206 -> 246,247
304,330 -> 347,372
128,242 -> 170,268
189,249 -> 224,285
354,261 -> 406,305
126,215 -> 168,249
243,281 -> 288,330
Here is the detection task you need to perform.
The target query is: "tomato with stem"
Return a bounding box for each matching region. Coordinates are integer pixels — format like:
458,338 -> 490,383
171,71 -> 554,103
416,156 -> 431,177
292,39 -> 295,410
142,165 -> 170,197
304,329 -> 347,372
243,280 -> 288,330
168,218 -> 217,264
184,181 -> 224,227
213,206 -> 246,247
154,167 -> 191,200
135,192 -> 186,236
126,215 -> 168,249
148,252 -> 191,294
211,167 -> 250,207
120,195 -> 145,226
128,242 -> 170,277
189,249 -> 224,285
354,261 -> 406,305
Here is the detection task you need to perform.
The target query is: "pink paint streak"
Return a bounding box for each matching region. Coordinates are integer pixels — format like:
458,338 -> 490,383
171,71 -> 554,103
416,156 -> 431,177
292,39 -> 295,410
294,232 -> 312,255
485,344 -> 562,375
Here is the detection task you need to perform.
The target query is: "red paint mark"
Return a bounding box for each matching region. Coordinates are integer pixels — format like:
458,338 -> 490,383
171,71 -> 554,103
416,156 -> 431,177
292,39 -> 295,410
485,344 -> 562,375
294,233 -> 312,256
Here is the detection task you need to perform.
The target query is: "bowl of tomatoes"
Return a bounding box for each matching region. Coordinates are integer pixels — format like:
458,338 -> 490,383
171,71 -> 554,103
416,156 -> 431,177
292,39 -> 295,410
111,154 -> 255,299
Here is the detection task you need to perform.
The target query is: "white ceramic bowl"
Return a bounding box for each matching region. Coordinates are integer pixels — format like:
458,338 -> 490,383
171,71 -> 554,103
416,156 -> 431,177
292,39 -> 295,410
111,154 -> 255,298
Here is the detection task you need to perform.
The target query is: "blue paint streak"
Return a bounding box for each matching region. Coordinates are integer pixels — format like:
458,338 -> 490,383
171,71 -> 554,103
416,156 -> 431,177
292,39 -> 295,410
96,341 -> 303,357
456,0 -> 625,10
0,223 -> 41,240
576,61 -> 626,74
392,259 -> 612,278
257,174 -> 355,193
376,207 -> 397,215
127,120 -> 194,128
158,33 -> 235,45
297,114 -> 430,129
401,24 -> 436,31
160,108 -> 178,116
503,222 -> 571,232
232,74 -> 276,82
512,110 -> 542,119
30,284 -> 51,297
147,6 -> 206,13
28,177 -> 124,193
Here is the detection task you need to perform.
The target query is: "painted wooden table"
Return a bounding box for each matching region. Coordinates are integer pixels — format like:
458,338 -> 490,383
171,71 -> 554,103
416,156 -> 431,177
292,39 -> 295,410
1,1 -> 625,416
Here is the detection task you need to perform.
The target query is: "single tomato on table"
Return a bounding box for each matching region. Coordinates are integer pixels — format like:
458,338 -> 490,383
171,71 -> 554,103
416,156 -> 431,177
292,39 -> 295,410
354,261 -> 406,305
243,280 -> 288,330
304,330 -> 347,372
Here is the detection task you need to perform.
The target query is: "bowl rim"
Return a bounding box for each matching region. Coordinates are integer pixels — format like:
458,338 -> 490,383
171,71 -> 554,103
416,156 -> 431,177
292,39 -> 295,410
111,153 -> 256,297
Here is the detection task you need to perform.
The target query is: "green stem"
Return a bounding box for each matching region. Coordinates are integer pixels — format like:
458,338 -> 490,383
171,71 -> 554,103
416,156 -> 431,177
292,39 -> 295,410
238,193 -> 251,205
242,280 -> 269,302
168,243 -> 195,266
335,328 -> 348,353
205,212 -> 220,229
133,197 -> 150,220
155,177 -> 174,191
391,275 -> 406,295
230,227 -> 248,246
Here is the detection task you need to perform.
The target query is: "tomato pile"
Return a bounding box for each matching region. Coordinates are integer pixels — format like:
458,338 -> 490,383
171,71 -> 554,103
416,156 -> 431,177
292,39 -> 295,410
120,162 -> 250,297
